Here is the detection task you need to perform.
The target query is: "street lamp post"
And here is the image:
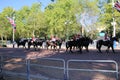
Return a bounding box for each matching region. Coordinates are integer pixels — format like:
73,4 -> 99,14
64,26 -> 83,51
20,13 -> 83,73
112,0 -> 116,37
111,18 -> 116,37
12,16 -> 15,48
111,0 -> 117,48
6,9 -> 16,48
10,10 -> 16,48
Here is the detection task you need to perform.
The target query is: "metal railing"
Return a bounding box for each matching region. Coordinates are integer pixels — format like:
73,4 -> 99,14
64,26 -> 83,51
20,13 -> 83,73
0,55 -> 65,80
0,55 -> 26,80
0,55 -> 119,80
67,59 -> 119,80
27,57 -> 65,80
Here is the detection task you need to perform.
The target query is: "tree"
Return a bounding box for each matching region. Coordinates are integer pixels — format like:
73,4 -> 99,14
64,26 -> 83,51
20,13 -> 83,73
0,0 -> 101,40
99,1 -> 120,38
44,0 -> 82,39
27,3 -> 46,38
0,7 -> 15,41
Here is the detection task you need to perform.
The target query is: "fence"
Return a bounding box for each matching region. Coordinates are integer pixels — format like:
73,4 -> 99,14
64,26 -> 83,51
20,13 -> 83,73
0,55 -> 65,80
67,60 -> 119,80
0,55 -> 27,80
0,55 -> 119,80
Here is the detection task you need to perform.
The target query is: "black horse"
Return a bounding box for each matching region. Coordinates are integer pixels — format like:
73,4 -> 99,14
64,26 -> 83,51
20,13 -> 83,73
66,40 -> 77,52
28,38 -> 44,50
78,37 -> 93,53
66,37 -> 93,53
96,37 -> 119,53
16,38 -> 28,48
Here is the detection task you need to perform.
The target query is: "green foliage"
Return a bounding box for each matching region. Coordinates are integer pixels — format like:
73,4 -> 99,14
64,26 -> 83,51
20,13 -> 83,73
99,1 -> 120,38
0,0 -> 101,40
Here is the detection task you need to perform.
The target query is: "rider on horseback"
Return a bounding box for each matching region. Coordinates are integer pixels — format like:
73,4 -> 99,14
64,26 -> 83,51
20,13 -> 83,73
104,33 -> 110,41
32,36 -> 36,42
51,35 -> 56,44
72,34 -> 82,41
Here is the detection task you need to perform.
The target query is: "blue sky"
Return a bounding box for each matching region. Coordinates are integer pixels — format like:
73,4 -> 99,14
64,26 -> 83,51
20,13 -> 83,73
0,0 -> 51,12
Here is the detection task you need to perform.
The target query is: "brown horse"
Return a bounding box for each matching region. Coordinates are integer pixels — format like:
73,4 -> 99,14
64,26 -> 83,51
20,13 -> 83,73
46,39 -> 62,51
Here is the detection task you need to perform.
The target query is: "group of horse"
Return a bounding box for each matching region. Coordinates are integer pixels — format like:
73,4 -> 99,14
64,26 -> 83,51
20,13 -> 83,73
16,38 -> 63,51
15,36 -> 119,53
66,36 -> 93,53
66,36 -> 119,53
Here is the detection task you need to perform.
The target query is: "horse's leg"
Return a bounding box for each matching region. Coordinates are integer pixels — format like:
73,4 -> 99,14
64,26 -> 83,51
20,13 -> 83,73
59,45 -> 61,49
58,44 -> 61,51
78,46 -> 82,53
51,45 -> 52,50
54,44 -> 57,51
23,45 -> 25,49
23,43 -> 26,49
59,44 -> 62,52
70,46 -> 73,53
66,46 -> 68,52
98,45 -> 102,53
85,46 -> 89,52
54,44 -> 59,52
73,46 -> 75,50
46,44 -> 49,50
58,45 -> 60,53
24,45 -> 26,49
66,44 -> 69,52
28,44 -> 30,50
56,46 -> 59,52
96,42 -> 102,53
36,45 -> 38,50
80,47 -> 82,53
17,44 -> 19,48
34,45 -> 36,51
36,44 -> 38,50
47,46 -> 48,50
53,45 -> 56,52
111,46 -> 115,53
54,43 -> 58,51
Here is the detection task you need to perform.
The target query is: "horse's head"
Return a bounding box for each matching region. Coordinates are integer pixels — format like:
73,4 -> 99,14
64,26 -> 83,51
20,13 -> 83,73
84,37 -> 93,44
90,39 -> 93,44
111,37 -> 119,42
87,37 -> 93,44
